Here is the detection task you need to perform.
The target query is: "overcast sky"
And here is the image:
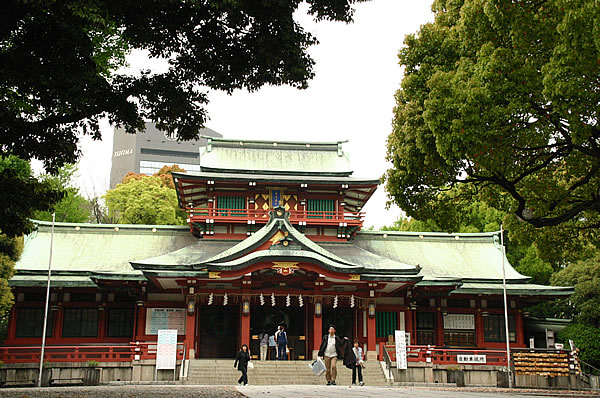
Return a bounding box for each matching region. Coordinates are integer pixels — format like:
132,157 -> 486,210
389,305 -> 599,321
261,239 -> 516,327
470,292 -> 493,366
72,1 -> 434,229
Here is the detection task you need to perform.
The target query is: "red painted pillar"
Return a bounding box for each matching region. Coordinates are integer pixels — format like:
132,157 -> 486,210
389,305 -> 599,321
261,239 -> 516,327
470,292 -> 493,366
436,311 -> 444,346
367,311 -> 376,359
515,310 -> 523,346
7,305 -> 17,341
240,304 -> 250,349
185,309 -> 195,359
313,304 -> 323,359
476,311 -> 485,347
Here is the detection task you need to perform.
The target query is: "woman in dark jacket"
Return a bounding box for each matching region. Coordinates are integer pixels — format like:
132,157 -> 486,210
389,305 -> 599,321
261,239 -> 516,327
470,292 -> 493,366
234,344 -> 250,386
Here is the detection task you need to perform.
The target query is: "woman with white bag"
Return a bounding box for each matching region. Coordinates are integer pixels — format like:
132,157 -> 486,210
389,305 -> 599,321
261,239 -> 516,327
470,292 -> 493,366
234,344 -> 251,386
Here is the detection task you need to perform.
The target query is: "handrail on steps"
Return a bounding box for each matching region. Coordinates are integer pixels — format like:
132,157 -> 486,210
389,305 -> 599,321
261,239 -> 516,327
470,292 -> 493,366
382,345 -> 393,380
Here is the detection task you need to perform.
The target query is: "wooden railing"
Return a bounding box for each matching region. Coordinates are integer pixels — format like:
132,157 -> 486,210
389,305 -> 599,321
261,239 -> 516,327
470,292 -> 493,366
379,343 -> 508,367
187,208 -> 365,226
0,342 -> 185,364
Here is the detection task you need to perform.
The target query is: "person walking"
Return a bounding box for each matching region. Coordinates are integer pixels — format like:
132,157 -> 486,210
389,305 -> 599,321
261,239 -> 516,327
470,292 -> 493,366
234,344 -> 250,386
318,324 -> 349,386
351,339 -> 364,386
274,324 -> 288,360
259,330 -> 269,361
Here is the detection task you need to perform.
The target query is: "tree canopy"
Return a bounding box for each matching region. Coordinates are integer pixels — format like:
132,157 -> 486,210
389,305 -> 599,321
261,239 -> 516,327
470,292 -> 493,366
104,165 -> 187,225
0,156 -> 62,237
33,164 -> 92,223
1,0 -> 367,236
385,0 -> 600,237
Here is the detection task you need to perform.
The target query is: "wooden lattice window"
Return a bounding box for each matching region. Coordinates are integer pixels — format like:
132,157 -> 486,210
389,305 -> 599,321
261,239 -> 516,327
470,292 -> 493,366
484,314 -> 516,343
307,199 -> 335,219
62,308 -> 98,337
376,311 -> 397,338
416,312 -> 435,345
107,308 -> 135,338
217,196 -> 246,216
16,308 -> 53,338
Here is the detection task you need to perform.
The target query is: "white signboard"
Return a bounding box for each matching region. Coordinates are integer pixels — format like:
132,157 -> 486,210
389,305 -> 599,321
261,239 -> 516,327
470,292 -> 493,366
145,308 -> 186,335
156,329 -> 178,370
457,354 -> 486,364
443,314 -> 475,330
395,330 -> 407,370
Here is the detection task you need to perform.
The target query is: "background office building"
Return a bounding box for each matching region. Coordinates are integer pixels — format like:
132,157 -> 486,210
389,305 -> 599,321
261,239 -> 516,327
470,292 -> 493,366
109,122 -> 222,188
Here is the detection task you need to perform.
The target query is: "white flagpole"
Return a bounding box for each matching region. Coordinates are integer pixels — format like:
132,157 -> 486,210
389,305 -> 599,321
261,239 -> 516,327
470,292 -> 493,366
500,224 -> 512,388
38,213 -> 55,387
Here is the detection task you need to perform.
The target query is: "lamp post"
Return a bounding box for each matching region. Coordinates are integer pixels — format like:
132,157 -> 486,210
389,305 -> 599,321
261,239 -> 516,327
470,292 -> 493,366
38,213 -> 55,387
495,224 -> 512,388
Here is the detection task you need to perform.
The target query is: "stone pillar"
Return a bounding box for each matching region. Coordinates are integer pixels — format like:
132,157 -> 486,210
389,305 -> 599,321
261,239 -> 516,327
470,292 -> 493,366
312,300 -> 322,359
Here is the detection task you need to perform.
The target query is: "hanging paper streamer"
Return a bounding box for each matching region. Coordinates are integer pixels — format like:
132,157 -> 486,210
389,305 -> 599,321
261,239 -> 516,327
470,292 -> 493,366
350,295 -> 355,308
286,294 -> 291,307
298,294 -> 304,307
208,293 -> 213,306
333,295 -> 338,309
223,293 -> 228,306
271,293 -> 276,307
259,293 -> 265,306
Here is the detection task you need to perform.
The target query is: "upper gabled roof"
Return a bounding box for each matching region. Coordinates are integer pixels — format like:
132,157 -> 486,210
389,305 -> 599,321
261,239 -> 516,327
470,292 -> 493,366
132,207 -> 420,280
199,136 -> 353,176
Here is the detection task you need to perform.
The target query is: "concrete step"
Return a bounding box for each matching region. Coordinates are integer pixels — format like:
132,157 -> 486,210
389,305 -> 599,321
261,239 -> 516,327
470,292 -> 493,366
185,359 -> 389,386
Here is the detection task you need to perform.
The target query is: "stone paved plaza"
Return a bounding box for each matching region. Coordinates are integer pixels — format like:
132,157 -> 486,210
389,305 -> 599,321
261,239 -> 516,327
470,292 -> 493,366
2,385 -> 600,398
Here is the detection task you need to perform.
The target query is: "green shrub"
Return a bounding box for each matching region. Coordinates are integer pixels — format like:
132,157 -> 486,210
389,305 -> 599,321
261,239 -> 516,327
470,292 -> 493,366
558,323 -> 600,368
87,360 -> 99,367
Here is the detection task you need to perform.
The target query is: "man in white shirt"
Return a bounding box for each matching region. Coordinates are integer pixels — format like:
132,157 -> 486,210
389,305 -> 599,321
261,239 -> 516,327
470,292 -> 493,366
317,324 -> 345,385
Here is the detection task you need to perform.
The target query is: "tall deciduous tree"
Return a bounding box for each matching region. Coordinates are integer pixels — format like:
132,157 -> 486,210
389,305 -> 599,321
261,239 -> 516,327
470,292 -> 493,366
104,167 -> 187,225
385,0 -> 600,239
34,164 -> 92,223
0,156 -> 62,237
1,0 -> 367,236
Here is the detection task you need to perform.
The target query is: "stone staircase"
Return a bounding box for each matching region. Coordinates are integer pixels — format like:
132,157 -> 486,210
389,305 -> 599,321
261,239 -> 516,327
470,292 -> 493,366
183,359 -> 390,386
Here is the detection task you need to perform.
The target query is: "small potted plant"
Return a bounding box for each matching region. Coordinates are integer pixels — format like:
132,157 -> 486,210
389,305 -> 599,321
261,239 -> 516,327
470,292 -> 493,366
84,361 -> 100,386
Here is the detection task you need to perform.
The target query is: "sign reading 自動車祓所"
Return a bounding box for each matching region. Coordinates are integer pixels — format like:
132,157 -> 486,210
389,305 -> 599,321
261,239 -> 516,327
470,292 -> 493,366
457,354 -> 486,364
156,329 -> 178,370
145,308 -> 186,335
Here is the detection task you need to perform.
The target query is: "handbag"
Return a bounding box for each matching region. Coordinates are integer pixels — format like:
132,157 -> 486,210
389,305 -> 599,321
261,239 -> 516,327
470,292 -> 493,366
309,357 -> 326,376
247,361 -> 254,369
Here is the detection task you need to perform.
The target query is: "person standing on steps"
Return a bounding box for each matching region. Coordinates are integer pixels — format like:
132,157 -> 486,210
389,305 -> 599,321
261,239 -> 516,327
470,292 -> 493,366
275,324 -> 288,360
268,333 -> 277,360
259,330 -> 269,361
351,339 -> 364,386
318,324 -> 349,386
234,344 -> 250,386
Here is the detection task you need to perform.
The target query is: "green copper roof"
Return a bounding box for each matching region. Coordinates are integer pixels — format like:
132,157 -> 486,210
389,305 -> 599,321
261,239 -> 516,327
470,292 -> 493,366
453,282 -> 574,296
199,136 -> 353,176
9,275 -> 97,287
354,231 -> 529,283
133,208 -> 418,277
13,220 -> 195,286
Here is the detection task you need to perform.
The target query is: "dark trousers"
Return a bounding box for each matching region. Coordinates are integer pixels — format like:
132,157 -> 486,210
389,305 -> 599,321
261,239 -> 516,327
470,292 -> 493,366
277,344 -> 287,360
352,364 -> 363,384
238,366 -> 248,385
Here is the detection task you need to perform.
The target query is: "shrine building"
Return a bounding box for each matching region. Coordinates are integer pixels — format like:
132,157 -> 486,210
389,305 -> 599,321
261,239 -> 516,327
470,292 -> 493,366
4,137 -> 573,364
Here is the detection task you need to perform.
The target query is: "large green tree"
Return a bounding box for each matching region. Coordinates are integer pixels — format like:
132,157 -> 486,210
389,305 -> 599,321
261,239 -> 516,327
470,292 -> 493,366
1,0 -> 367,237
34,164 -> 92,223
385,0 -> 600,240
104,166 -> 187,225
0,156 -> 62,237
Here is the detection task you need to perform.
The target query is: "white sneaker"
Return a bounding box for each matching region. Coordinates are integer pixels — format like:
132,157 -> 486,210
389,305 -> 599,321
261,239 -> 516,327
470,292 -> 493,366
359,381 -> 364,386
